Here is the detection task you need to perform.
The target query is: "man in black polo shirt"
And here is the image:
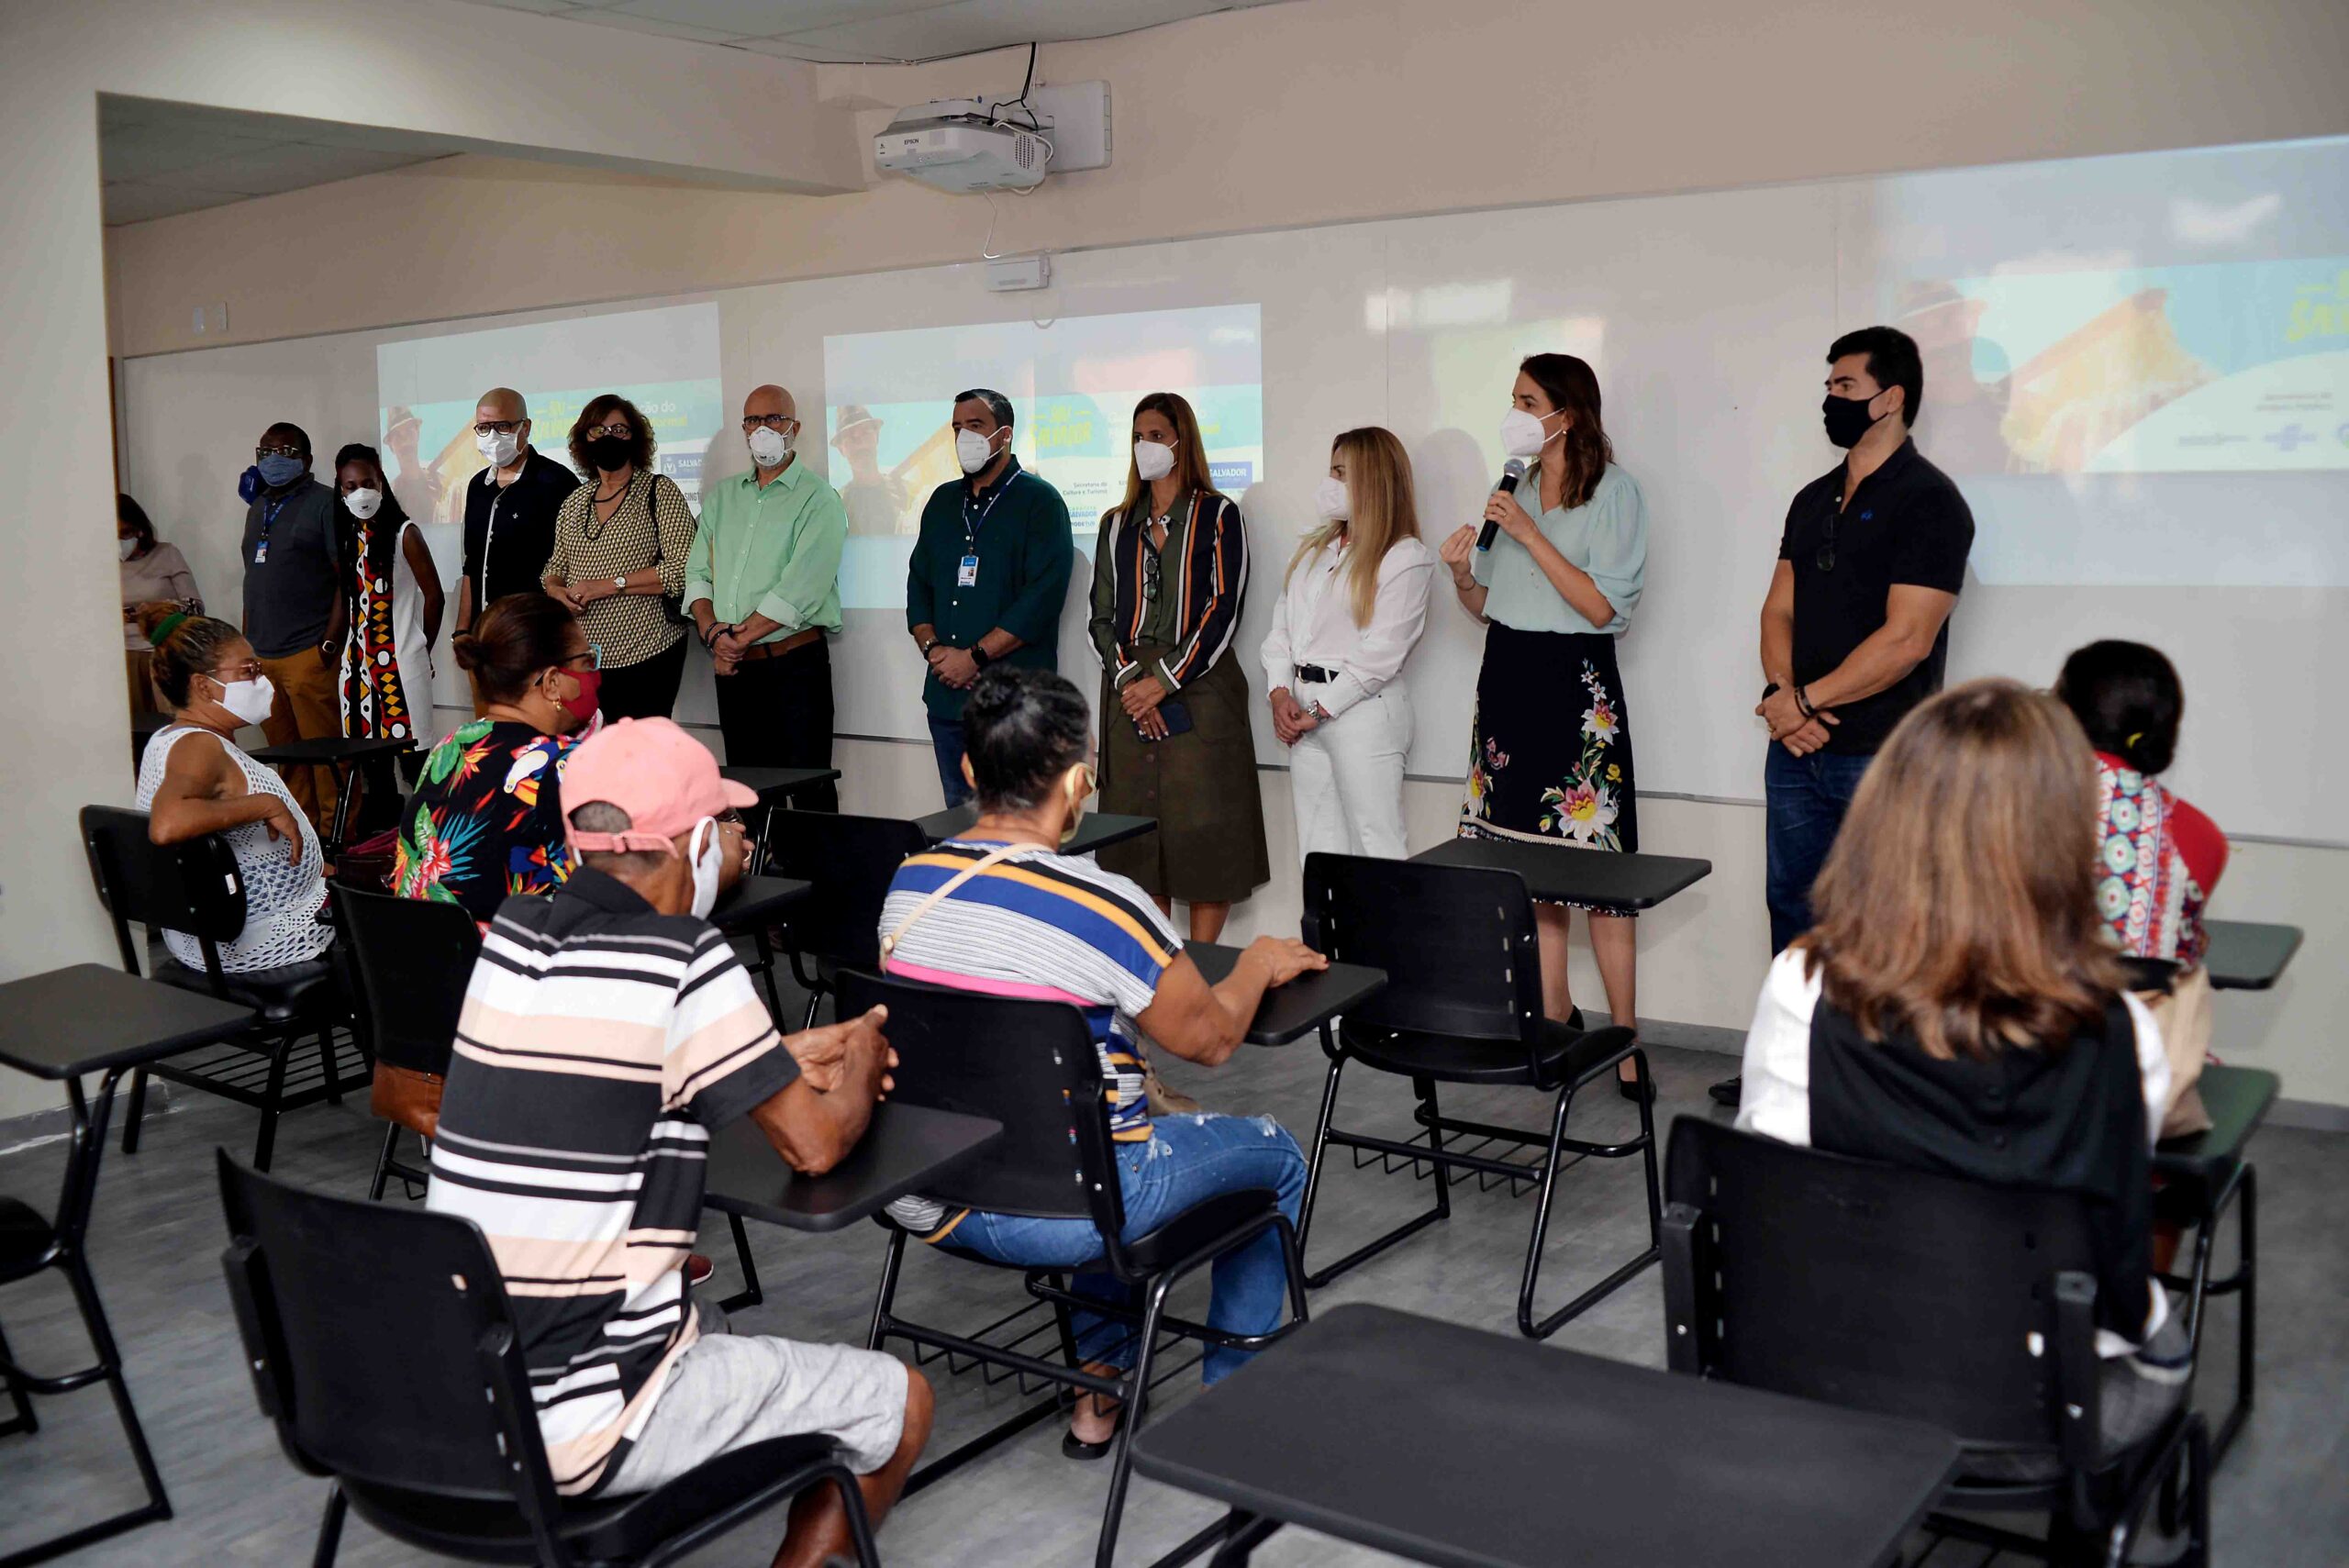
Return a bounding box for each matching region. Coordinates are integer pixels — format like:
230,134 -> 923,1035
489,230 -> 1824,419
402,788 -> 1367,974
905,388 -> 1074,806
456,386 -> 575,638
1714,326 -> 1974,1106
239,419 -> 346,824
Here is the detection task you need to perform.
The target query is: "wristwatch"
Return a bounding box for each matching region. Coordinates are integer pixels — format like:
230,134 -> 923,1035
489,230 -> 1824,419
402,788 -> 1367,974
1762,682 -> 1780,702
611,574 -> 628,593
918,636 -> 939,656
969,645 -> 994,671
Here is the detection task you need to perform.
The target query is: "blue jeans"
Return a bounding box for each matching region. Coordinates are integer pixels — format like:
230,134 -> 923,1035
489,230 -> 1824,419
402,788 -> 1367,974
928,715 -> 972,807
941,1112 -> 1307,1385
1764,744 -> 1876,954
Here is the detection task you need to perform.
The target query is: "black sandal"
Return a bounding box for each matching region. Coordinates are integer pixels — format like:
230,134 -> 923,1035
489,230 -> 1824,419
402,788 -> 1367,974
1063,1389 -> 1124,1461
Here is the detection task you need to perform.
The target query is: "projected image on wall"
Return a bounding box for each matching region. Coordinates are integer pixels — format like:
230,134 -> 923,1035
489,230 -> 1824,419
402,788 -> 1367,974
374,302 -> 727,530
822,303 -> 1263,608
1857,135 -> 2349,586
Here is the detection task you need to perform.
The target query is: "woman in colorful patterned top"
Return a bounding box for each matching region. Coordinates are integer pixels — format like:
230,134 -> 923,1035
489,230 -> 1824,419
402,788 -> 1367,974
875,665 -> 1325,1459
332,444 -> 443,752
2056,640 -> 2226,967
395,594 -> 600,924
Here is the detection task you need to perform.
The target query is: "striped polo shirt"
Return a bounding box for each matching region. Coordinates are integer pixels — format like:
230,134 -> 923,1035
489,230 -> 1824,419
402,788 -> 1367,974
425,869 -> 797,1494
879,840 -> 1181,1235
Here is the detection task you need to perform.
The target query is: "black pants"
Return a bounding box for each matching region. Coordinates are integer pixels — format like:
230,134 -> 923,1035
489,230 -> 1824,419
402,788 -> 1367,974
597,638 -> 688,722
714,639 -> 839,813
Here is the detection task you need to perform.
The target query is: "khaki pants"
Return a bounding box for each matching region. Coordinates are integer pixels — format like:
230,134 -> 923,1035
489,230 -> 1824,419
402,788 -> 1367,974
257,649 -> 341,827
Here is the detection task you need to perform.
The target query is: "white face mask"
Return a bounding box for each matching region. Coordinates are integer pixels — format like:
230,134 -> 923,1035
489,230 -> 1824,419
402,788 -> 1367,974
210,673 -> 277,728
747,424 -> 795,467
476,428 -> 521,468
117,537 -> 139,562
686,817 -> 723,921
955,427 -> 1002,475
1499,406 -> 1565,460
1132,439 -> 1177,483
342,487 -> 384,520
1313,475 -> 1351,522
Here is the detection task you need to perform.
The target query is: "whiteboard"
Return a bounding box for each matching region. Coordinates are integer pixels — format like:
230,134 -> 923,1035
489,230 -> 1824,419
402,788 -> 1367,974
122,137 -> 2349,841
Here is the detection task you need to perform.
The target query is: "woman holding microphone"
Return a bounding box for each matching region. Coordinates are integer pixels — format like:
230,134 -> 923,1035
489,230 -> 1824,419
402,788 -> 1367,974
1261,427 -> 1435,860
1441,353 -> 1649,1095
1088,392 -> 1270,941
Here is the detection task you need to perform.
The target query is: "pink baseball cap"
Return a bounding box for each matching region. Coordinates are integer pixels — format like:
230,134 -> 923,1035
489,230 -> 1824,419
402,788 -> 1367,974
562,717 -> 757,855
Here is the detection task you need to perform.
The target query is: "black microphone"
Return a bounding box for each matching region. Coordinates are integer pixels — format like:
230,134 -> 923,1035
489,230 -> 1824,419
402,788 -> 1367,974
1476,459 -> 1528,550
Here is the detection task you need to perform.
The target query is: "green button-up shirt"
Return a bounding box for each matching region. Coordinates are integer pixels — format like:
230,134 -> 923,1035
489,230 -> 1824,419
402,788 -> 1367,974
905,457 -> 1074,718
683,458 -> 846,639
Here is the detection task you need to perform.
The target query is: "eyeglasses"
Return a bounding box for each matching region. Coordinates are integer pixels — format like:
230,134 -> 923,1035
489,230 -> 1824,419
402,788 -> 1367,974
208,661 -> 262,684
741,415 -> 797,431
1142,548 -> 1162,602
253,444 -> 304,461
472,419 -> 525,437
1816,514 -> 1837,574
562,643 -> 604,672
584,423 -> 634,440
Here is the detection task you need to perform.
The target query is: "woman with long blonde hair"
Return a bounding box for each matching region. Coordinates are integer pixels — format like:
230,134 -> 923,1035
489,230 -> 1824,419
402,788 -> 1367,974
1260,428 -> 1436,860
1736,679 -> 2190,1470
1085,391 -> 1270,940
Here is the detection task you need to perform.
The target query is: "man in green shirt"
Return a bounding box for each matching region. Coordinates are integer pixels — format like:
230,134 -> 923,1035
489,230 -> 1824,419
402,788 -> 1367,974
686,384 -> 847,811
906,388 -> 1074,806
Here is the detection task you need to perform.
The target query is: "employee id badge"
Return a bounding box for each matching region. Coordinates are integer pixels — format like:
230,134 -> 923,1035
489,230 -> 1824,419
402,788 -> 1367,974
957,553 -> 980,587
252,539 -> 269,565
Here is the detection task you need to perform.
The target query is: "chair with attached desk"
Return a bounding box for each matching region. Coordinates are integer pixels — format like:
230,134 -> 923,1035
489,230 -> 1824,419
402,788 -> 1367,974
842,970 -> 1308,1568
1292,852 -> 1659,1338
328,884 -> 478,1201
763,811 -> 928,1029
214,1152 -> 879,1568
1663,1118 -> 2210,1568
79,805 -> 360,1172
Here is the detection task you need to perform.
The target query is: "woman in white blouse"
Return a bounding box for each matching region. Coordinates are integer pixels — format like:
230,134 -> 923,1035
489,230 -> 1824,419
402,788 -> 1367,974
1261,428 -> 1436,861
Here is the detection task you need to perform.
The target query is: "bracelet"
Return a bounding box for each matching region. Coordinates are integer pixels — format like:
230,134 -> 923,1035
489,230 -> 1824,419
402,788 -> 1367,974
1794,684 -> 1816,718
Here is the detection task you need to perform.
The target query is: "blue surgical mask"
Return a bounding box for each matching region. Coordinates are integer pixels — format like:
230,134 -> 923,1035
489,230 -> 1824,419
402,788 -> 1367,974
255,453 -> 308,488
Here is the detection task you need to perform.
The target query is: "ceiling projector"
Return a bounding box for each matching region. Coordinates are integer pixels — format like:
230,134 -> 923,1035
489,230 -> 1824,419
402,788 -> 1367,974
874,82 -> 1110,195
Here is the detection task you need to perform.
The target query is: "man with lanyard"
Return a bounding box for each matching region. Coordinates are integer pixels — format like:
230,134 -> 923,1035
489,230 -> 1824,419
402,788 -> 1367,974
686,384 -> 848,813
1712,325 -> 1975,1106
454,388 -> 573,680
905,388 -> 1074,806
239,420 -> 346,824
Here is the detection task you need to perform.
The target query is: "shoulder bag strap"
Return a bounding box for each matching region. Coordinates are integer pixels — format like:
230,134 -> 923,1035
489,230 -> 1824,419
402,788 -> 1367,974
879,842 -> 1026,962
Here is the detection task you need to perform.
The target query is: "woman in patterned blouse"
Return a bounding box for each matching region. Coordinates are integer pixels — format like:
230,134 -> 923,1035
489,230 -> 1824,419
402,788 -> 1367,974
395,594 -> 599,925
2056,640 -> 2226,967
541,393 -> 697,720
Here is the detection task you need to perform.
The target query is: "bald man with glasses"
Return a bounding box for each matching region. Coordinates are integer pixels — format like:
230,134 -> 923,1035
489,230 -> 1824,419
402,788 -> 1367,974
685,384 -> 848,811
456,387 -> 576,641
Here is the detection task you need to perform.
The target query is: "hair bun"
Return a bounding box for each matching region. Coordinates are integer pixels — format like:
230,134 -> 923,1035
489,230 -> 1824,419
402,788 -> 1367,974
962,665 -> 1020,721
138,602 -> 190,647
451,634 -> 484,673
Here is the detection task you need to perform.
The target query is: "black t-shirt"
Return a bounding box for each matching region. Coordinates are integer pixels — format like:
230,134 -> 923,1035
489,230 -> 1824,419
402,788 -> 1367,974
1777,439 -> 1974,754
462,449 -> 580,616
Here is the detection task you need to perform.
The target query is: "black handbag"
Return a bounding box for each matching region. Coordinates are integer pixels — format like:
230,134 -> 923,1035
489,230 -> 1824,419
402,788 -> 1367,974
643,470 -> 693,628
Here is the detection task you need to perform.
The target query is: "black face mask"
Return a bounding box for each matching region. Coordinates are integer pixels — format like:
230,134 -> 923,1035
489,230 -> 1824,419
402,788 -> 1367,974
1821,391 -> 1887,450
584,435 -> 631,473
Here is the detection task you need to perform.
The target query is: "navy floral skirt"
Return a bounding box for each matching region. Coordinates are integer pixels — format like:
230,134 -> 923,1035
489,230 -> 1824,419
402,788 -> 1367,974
1459,624 -> 1638,906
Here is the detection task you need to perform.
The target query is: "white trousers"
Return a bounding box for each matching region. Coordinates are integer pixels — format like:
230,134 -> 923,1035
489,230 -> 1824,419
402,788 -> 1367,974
1286,684 -> 1413,863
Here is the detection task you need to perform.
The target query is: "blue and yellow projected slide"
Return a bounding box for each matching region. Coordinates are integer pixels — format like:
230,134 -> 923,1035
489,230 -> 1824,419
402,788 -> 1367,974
821,304 -> 1264,609
374,302 -> 727,529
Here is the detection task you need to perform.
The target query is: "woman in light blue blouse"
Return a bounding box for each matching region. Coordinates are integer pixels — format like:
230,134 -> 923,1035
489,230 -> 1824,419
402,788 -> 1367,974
1437,352 -> 1650,1096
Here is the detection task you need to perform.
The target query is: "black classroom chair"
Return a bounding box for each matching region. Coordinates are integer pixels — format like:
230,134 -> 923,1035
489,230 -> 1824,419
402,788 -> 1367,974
1,1123 -> 173,1562
844,969 -> 1308,1568
2153,1062 -> 2272,1467
215,1151 -> 879,1568
80,805 -> 359,1172
1662,1118 -> 2210,1568
329,884 -> 478,1199
1292,852 -> 1659,1338
765,812 -> 928,1029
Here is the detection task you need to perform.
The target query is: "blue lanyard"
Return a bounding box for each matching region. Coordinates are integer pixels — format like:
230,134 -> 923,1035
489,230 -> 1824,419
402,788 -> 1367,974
961,467 -> 1020,547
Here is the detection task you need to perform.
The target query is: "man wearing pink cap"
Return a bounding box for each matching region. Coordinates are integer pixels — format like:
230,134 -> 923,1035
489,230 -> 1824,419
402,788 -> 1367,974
427,717 -> 932,1566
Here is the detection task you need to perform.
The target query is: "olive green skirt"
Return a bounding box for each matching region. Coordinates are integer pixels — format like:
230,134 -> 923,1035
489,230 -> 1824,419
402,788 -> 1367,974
1097,646 -> 1271,903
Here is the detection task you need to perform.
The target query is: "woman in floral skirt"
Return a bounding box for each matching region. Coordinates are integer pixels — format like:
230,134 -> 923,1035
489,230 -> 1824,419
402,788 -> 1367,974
1437,353 -> 1650,1095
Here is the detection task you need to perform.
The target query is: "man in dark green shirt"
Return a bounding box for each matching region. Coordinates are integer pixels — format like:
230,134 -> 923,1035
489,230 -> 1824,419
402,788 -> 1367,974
906,389 -> 1074,805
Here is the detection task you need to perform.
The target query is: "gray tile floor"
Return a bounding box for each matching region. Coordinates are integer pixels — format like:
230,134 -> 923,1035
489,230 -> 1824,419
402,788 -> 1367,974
2,997 -> 2342,1566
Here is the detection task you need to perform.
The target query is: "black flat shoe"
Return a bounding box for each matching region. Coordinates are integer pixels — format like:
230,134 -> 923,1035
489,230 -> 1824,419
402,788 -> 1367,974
1063,1428 -> 1116,1461
1708,1074 -> 1742,1107
1617,1073 -> 1653,1104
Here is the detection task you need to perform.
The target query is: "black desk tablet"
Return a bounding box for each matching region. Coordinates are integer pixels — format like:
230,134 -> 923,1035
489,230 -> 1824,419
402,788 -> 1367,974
1185,941 -> 1386,1046
2201,920 -> 2301,992
0,963 -> 259,1081
719,765 -> 842,804
917,804 -> 1157,858
2154,1063 -> 2278,1180
709,874 -> 814,932
703,1102 -> 1002,1234
1132,1303 -> 1958,1568
1409,836 -> 1712,910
